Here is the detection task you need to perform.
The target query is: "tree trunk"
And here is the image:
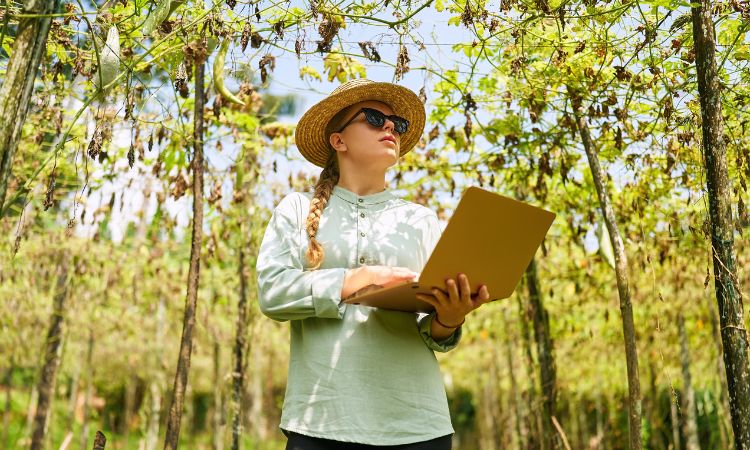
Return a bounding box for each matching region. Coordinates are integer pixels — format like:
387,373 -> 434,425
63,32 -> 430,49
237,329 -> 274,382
577,398 -> 587,450
212,340 -> 224,450
706,289 -> 733,449
0,0 -> 60,215
518,294 -> 542,450
80,331 -> 94,450
648,357 -> 662,450
488,344 -> 503,449
232,248 -> 249,450
569,88 -> 642,450
670,394 -> 681,450
123,377 -> 135,447
247,321 -> 267,442
691,1 -> 750,447
67,359 -> 80,432
25,385 -> 39,443
3,361 -> 12,449
30,251 -> 71,450
145,296 -> 165,450
678,315 -> 701,450
570,399 -> 580,450
163,41 -> 206,450
504,310 -> 524,450
594,394 -> 605,450
525,257 -> 558,449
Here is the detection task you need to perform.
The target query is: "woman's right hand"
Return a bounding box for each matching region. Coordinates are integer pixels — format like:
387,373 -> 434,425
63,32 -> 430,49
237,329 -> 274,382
341,265 -> 419,299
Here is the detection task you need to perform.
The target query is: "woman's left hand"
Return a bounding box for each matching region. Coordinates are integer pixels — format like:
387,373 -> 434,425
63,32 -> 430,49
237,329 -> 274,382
415,273 -> 492,327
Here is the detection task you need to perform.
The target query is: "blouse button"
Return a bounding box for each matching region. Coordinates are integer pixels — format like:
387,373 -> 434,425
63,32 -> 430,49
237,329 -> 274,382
360,232 -> 365,237
358,199 -> 363,203
359,257 -> 365,263
360,212 -> 365,218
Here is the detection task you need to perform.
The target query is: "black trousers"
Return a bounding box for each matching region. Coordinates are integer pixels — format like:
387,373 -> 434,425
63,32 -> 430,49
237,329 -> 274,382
284,431 -> 453,450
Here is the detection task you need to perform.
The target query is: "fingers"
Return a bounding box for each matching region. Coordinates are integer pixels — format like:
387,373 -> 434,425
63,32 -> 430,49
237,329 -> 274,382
458,274 -> 472,304
371,266 -> 418,285
473,285 -> 492,307
446,277 -> 461,303
415,293 -> 439,309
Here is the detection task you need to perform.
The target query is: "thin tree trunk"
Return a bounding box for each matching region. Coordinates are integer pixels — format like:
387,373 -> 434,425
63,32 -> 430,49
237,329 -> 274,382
145,296 -> 165,450
569,88 -> 642,450
80,331 -> 93,450
678,314 -> 701,450
706,289 -> 733,449
163,41 -> 206,450
232,248 -> 249,450
26,385 -> 39,442
648,357 -> 662,450
518,295 -> 541,450
30,251 -> 71,450
67,360 -> 80,432
578,398 -> 587,450
525,257 -> 558,449
247,322 -> 267,442
0,0 -> 60,215
570,399 -> 580,450
487,344 -> 502,449
3,361 -> 12,449
595,394 -> 604,450
123,377 -> 134,447
504,310 -> 524,450
212,339 -> 224,450
670,393 -> 681,450
691,2 -> 750,446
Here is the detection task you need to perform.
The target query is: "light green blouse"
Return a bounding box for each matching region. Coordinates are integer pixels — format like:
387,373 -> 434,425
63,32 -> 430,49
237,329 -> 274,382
255,184 -> 462,445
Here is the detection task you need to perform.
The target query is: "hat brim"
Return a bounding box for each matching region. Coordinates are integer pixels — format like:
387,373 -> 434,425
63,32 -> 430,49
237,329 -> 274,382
294,81 -> 426,168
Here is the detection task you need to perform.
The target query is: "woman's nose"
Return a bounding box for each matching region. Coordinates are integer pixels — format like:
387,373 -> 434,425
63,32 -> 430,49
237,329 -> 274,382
383,119 -> 396,133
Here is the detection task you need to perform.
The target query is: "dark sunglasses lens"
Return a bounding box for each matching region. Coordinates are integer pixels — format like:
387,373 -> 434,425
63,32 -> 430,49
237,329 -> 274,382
364,109 -> 386,127
392,118 -> 408,134
364,109 -> 409,134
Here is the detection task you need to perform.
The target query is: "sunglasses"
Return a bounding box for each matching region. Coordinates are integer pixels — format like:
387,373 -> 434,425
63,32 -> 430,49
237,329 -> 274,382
337,107 -> 409,135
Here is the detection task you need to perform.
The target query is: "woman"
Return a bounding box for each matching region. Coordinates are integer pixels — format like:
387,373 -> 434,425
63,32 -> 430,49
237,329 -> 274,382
256,79 -> 492,450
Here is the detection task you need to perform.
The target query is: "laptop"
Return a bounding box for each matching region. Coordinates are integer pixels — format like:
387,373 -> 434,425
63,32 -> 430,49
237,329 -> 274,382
340,186 -> 556,313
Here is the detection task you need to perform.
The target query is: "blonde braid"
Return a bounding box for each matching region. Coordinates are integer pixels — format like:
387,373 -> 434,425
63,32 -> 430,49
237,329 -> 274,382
305,151 -> 340,270
304,104 -> 354,270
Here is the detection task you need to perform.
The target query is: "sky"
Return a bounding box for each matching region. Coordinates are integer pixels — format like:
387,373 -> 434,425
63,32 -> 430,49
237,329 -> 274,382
71,2 -> 492,243
61,1 -> 607,254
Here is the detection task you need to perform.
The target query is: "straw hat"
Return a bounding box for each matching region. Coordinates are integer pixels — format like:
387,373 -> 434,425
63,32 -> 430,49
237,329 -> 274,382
294,79 -> 426,168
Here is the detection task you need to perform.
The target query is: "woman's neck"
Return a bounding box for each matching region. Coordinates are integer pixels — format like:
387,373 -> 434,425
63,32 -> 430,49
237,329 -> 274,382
335,174 -> 387,196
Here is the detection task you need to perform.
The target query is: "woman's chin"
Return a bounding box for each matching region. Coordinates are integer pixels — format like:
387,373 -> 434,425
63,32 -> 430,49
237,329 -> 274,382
371,150 -> 398,165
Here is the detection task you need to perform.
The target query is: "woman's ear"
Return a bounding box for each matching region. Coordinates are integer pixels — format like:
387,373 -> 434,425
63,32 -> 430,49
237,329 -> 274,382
329,132 -> 347,153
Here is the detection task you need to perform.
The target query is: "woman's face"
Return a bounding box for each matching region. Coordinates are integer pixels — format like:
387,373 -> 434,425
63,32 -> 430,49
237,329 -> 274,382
329,100 -> 402,168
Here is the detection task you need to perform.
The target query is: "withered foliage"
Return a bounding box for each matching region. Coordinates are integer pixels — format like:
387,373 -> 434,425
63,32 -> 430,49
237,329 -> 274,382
241,22 -> 252,52
317,17 -> 341,53
259,55 -> 276,84
394,45 -> 410,81
359,41 -> 381,62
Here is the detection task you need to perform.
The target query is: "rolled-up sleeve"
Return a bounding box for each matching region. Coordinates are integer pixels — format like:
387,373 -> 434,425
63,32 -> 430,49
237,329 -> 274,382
415,211 -> 462,352
256,194 -> 348,322
418,312 -> 463,352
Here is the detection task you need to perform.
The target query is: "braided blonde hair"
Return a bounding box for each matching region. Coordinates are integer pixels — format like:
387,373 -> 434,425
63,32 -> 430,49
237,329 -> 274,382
304,105 -> 354,270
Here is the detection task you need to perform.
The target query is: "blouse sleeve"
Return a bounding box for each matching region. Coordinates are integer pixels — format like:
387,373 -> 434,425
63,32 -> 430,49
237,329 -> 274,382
415,211 -> 462,352
255,193 -> 348,322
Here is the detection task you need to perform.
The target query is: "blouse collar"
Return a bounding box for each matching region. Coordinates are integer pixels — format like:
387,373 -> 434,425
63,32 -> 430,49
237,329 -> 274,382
332,184 -> 395,206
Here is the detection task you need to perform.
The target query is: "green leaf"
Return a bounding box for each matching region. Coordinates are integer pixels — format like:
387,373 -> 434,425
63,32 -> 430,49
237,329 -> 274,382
734,47 -> 750,61
299,65 -> 322,81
